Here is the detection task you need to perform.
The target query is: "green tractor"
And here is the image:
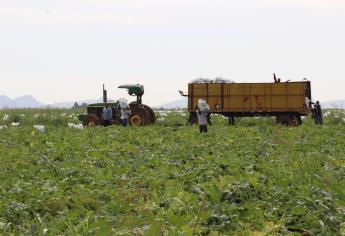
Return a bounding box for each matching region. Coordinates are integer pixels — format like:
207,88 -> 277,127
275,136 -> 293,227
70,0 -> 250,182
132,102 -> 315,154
78,84 -> 155,127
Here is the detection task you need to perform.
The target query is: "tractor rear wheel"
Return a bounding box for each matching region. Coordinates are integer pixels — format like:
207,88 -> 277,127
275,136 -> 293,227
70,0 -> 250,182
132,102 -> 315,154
142,105 -> 156,124
129,106 -> 150,126
85,114 -> 100,127
129,102 -> 155,124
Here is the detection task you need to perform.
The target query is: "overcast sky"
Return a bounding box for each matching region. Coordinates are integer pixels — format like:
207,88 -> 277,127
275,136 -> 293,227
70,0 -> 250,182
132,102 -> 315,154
1,0 -> 344,106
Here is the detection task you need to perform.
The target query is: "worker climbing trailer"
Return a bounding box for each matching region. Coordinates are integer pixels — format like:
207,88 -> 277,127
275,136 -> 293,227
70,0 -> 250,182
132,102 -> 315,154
187,79 -> 312,126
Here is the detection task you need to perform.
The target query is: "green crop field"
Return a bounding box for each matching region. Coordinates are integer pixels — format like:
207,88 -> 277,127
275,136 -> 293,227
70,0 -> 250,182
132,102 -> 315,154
0,109 -> 345,235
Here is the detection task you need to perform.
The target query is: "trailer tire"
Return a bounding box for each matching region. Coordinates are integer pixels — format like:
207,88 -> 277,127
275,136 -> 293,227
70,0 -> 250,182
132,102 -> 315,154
276,114 -> 301,127
228,116 -> 235,125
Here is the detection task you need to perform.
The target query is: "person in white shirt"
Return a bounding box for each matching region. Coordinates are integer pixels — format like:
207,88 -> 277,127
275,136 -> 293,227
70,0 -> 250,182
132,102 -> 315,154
120,107 -> 131,127
196,99 -> 210,133
119,98 -> 131,127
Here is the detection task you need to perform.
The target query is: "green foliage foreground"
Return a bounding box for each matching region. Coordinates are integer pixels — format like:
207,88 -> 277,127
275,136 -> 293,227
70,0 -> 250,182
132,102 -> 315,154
0,110 -> 344,235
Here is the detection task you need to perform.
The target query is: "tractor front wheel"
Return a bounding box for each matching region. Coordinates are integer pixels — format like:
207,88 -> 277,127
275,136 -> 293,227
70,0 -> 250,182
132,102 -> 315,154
85,114 -> 100,127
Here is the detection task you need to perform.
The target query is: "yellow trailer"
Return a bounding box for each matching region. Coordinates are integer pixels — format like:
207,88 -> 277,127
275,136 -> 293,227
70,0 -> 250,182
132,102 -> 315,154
187,80 -> 312,126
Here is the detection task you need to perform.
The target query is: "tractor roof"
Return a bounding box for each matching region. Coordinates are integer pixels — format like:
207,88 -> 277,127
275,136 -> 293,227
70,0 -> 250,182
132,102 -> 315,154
118,84 -> 144,96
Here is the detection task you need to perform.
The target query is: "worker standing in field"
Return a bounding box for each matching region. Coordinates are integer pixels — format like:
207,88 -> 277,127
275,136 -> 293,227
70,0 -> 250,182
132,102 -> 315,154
196,99 -> 210,133
119,98 -> 131,127
313,101 -> 323,125
102,104 -> 113,127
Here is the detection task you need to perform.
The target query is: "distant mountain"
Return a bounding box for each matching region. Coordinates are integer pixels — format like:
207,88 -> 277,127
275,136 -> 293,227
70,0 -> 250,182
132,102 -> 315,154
158,98 -> 188,109
322,100 -> 345,109
13,95 -> 44,108
0,95 -> 15,108
0,95 -> 44,108
0,95 -> 103,109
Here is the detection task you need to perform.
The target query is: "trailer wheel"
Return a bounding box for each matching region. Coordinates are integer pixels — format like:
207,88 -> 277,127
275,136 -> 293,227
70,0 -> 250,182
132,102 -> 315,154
276,114 -> 301,127
228,116 -> 235,125
85,114 -> 100,127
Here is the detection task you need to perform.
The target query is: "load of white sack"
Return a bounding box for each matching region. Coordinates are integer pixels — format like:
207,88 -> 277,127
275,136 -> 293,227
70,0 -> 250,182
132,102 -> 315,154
190,77 -> 213,84
190,77 -> 235,84
119,98 -> 130,109
198,99 -> 210,112
213,77 -> 235,83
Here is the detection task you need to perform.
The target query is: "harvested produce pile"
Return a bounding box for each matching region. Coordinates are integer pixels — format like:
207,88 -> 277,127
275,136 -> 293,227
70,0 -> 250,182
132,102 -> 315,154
191,77 -> 235,84
0,109 -> 345,235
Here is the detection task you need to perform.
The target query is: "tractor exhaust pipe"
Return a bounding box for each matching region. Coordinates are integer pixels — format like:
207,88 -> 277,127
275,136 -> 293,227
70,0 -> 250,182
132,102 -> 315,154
103,84 -> 108,103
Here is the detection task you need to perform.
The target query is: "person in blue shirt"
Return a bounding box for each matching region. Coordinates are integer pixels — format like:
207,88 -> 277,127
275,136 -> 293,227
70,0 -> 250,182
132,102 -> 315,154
102,104 -> 113,126
313,101 -> 323,125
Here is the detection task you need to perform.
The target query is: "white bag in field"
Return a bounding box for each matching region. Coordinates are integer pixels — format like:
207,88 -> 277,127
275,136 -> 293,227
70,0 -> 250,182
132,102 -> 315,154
2,114 -> 9,121
33,125 -> 45,133
11,122 -> 20,127
68,123 -> 83,129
